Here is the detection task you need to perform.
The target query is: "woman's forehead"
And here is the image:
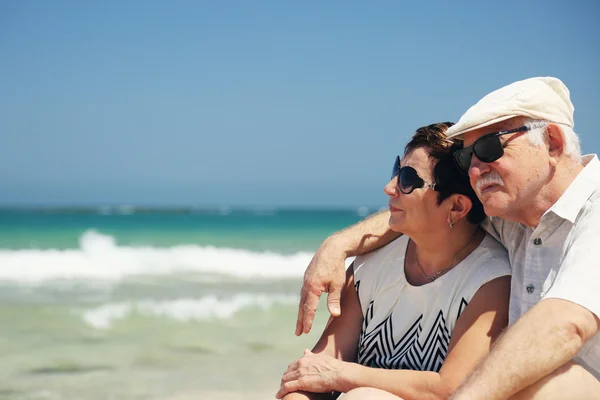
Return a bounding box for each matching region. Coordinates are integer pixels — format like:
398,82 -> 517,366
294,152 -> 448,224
401,147 -> 434,174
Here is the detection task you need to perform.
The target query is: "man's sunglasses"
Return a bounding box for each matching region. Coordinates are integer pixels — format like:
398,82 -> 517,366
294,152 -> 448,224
391,156 -> 438,194
453,125 -> 542,171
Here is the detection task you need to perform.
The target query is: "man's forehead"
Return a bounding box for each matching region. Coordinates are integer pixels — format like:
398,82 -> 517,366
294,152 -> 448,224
463,116 -> 526,145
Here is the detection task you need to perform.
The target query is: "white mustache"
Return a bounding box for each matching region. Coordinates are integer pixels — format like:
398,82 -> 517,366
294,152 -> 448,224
476,172 -> 504,194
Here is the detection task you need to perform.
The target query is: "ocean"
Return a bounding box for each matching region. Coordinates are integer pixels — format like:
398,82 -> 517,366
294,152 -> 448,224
0,207 -> 374,400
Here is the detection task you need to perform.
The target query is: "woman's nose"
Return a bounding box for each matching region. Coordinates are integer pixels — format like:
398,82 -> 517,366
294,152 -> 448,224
384,177 -> 399,197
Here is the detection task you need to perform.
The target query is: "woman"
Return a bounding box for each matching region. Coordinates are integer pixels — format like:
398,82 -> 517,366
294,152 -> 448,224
276,123 -> 511,400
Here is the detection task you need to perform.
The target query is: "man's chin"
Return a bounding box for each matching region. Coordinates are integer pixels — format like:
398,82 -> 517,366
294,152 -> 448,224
482,197 -> 509,217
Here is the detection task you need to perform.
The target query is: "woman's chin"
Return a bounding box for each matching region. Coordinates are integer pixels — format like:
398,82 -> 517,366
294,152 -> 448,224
388,220 -> 404,232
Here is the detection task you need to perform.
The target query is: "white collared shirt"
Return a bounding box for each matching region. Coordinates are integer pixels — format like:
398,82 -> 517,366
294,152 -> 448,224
483,154 -> 600,378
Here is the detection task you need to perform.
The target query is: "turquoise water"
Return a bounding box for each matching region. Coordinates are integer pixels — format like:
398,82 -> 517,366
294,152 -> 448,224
0,208 -> 369,251
0,207 -> 374,399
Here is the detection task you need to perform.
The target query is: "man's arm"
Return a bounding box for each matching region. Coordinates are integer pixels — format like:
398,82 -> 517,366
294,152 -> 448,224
296,210 -> 400,335
280,266 -> 365,399
328,210 -> 399,258
450,298 -> 600,399
454,204 -> 600,399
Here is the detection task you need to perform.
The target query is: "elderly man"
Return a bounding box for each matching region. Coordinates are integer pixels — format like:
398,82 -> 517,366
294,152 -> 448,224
295,77 -> 600,399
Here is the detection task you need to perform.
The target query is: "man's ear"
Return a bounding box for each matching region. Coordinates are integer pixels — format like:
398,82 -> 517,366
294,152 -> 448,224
547,124 -> 565,166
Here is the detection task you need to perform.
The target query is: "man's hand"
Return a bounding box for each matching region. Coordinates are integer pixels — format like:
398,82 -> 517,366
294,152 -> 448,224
294,210 -> 398,335
276,349 -> 345,398
295,239 -> 347,336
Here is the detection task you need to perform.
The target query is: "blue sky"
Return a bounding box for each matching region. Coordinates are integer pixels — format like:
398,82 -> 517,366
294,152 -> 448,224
1,1 -> 599,207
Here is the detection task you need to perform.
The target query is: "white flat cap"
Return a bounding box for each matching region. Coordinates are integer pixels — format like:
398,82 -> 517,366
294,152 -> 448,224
446,77 -> 574,139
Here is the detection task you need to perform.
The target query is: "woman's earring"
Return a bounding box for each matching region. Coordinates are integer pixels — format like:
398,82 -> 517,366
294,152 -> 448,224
449,220 -> 454,229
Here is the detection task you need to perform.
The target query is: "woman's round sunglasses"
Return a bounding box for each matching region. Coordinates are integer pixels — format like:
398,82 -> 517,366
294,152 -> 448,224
391,156 -> 439,194
453,124 -> 543,171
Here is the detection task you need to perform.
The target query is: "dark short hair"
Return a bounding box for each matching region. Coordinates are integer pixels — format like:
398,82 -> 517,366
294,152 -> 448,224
403,122 -> 486,225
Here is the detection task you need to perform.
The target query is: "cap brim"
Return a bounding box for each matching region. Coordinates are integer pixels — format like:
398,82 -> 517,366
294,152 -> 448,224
446,114 -> 518,140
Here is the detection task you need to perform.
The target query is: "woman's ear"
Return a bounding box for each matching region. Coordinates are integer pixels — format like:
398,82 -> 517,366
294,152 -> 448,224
448,194 -> 472,224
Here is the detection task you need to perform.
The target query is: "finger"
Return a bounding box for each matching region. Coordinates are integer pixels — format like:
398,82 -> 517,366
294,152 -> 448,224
295,287 -> 308,336
276,380 -> 303,399
283,359 -> 299,377
280,369 -> 301,386
302,289 -> 322,334
327,277 -> 344,317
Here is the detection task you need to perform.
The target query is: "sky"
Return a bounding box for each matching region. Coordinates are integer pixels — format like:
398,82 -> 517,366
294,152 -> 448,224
1,0 -> 599,208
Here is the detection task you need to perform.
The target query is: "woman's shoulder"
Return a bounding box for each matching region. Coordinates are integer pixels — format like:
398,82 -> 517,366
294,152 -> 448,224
476,233 -> 510,262
441,233 -> 510,323
353,235 -> 409,281
462,233 -> 511,280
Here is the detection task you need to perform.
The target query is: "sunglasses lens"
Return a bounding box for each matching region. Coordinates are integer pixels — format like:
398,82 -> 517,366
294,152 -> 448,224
474,135 -> 503,163
391,156 -> 400,180
398,166 -> 418,194
454,149 -> 472,171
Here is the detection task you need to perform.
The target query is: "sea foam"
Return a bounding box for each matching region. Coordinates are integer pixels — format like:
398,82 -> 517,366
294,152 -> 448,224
0,230 -> 317,283
81,293 -> 299,329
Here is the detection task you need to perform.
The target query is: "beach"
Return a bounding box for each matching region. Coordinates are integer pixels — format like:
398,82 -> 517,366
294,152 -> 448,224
0,208 -> 368,399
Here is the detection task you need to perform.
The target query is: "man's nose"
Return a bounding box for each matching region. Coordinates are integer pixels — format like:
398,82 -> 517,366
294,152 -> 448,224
468,155 -> 490,181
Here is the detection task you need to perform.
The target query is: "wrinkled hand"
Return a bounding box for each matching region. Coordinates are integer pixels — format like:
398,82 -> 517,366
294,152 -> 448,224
295,239 -> 347,336
276,350 -> 345,398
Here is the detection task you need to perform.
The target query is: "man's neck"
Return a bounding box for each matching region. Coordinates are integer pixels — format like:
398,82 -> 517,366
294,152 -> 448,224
508,159 -> 585,227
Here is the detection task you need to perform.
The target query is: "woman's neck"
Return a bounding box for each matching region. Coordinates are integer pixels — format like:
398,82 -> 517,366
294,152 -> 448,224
409,223 -> 481,277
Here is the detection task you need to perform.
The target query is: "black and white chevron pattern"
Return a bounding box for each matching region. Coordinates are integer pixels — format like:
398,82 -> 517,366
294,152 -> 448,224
357,295 -> 468,372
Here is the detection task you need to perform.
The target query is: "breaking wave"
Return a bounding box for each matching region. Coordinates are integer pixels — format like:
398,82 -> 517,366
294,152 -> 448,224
0,230 -> 315,283
81,293 -> 299,329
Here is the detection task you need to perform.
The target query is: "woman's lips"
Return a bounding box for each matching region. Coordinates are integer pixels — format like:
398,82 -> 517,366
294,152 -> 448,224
389,205 -> 402,212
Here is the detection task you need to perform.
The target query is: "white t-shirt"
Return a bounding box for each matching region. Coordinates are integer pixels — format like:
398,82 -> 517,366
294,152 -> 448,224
353,234 -> 511,372
482,154 -> 600,379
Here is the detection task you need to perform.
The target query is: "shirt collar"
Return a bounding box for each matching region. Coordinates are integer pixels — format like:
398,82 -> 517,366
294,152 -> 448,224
549,154 -> 600,223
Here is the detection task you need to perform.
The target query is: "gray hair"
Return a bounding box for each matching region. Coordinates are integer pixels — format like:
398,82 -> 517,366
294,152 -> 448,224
523,118 -> 582,162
